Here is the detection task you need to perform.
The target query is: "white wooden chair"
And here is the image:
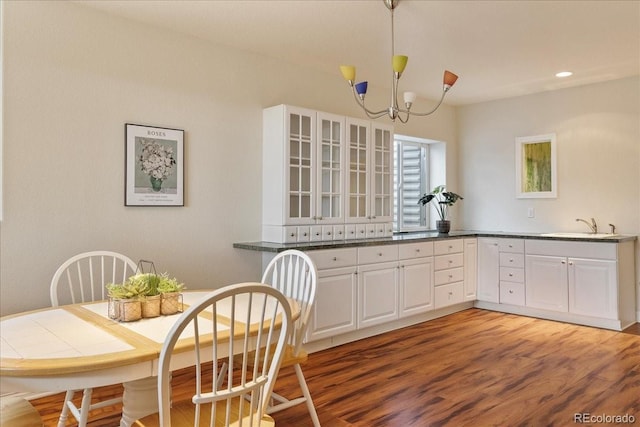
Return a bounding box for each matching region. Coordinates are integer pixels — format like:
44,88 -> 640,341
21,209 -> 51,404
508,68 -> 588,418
136,283 -> 292,427
0,396 -> 43,427
260,250 -> 320,427
50,251 -> 137,427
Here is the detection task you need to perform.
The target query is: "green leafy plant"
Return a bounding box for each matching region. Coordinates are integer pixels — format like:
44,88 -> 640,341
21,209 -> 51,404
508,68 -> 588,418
107,273 -> 184,299
106,280 -> 148,300
156,273 -> 185,294
418,185 -> 464,221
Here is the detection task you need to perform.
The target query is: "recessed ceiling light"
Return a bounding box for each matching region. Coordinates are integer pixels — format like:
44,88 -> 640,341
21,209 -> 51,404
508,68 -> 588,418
555,71 -> 573,78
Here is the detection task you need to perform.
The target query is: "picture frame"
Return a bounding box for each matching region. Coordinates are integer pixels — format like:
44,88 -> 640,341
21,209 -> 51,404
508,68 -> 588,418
125,123 -> 184,206
515,133 -> 557,199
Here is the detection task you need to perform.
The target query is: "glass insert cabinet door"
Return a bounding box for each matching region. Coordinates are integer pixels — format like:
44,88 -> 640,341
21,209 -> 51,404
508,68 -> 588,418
346,118 -> 370,223
316,113 -> 345,224
288,111 -> 314,223
371,124 -> 393,222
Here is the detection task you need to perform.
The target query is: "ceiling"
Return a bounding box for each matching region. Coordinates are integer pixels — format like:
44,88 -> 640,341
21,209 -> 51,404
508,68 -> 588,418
74,0 -> 640,106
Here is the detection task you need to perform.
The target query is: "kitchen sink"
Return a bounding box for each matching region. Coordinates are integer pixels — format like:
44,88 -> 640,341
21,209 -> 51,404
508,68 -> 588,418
541,232 -> 620,239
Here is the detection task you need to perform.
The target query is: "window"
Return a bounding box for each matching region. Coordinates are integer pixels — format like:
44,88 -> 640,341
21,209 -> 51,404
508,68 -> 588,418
393,136 -> 430,231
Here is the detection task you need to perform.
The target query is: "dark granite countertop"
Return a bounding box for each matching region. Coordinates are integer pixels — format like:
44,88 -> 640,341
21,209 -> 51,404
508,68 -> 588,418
233,230 -> 637,253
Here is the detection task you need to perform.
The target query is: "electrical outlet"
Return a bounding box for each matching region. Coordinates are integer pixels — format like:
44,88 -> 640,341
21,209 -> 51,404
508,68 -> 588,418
527,207 -> 535,218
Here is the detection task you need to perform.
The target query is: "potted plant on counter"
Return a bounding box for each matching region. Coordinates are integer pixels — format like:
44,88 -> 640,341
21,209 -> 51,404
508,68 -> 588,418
418,185 -> 464,234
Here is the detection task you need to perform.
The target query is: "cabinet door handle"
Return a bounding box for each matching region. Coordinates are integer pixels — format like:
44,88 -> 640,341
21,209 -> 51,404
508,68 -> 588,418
561,260 -> 566,264
509,273 -> 513,277
509,258 -> 514,263
569,261 -> 574,266
509,289 -> 514,294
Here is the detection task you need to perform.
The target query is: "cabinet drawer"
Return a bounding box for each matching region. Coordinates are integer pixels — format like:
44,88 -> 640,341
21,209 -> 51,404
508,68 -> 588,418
498,239 -> 524,253
434,239 -> 464,255
500,281 -> 525,306
435,282 -> 464,309
434,253 -> 464,271
358,245 -> 398,264
500,267 -> 524,283
308,248 -> 357,270
398,242 -> 434,260
435,267 -> 464,286
499,252 -> 524,268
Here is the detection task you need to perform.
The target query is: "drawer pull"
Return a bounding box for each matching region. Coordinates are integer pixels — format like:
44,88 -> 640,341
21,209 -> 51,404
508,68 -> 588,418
448,274 -> 453,279
509,273 -> 513,277
416,249 -> 420,253
509,258 -> 514,262
378,253 -> 383,257
327,231 -> 332,236
333,257 -> 337,261
509,289 -> 514,294
290,233 -> 295,237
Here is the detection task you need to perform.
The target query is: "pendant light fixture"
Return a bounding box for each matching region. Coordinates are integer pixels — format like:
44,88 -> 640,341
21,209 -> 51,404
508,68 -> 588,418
340,0 -> 458,123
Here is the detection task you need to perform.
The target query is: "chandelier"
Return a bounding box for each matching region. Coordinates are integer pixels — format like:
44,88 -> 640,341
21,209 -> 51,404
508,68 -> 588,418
340,0 -> 458,123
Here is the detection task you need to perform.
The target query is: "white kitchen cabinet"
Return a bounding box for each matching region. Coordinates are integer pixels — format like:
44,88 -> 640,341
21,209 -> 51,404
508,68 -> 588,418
477,238 -> 499,303
463,238 -> 478,301
525,254 -> 568,311
263,105 -> 392,243
345,118 -> 393,231
477,238 -> 525,305
523,239 -> 635,329
262,105 -> 345,243
306,248 -> 357,342
569,258 -> 617,318
434,239 -> 465,309
399,242 -> 435,317
498,239 -> 525,306
357,245 -> 399,328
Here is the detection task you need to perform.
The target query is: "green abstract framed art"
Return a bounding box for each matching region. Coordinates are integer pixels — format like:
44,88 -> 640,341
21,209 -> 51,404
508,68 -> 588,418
515,133 -> 557,199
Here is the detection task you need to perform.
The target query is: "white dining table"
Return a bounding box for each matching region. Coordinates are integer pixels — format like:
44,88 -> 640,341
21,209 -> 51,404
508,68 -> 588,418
0,285 -> 297,426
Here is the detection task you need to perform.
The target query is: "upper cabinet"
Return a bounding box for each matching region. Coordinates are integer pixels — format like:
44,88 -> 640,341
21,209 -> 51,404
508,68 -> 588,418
345,118 -> 393,225
263,105 -> 393,243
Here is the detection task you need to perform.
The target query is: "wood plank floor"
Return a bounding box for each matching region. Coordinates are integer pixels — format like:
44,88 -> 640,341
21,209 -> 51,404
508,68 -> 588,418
30,308 -> 640,426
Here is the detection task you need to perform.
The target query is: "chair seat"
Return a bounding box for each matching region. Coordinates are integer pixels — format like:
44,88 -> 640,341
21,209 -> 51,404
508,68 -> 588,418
246,344 -> 307,369
0,397 -> 43,427
136,397 -> 275,427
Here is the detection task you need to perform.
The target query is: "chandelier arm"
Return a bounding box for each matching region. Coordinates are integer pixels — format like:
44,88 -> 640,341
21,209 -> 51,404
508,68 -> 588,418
350,87 -> 389,119
398,91 -> 447,117
397,111 -> 410,124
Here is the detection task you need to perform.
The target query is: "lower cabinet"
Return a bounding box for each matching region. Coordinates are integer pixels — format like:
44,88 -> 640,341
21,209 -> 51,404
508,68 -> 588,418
525,254 -> 569,312
525,251 -> 618,318
306,248 -> 358,342
307,266 -> 357,342
357,261 -> 399,328
305,239 -> 468,344
399,257 -> 434,317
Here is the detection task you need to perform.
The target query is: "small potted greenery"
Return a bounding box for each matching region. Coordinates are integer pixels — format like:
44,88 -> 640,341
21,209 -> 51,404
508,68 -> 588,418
418,185 -> 464,234
106,280 -> 147,322
157,273 -> 185,315
127,273 -> 162,318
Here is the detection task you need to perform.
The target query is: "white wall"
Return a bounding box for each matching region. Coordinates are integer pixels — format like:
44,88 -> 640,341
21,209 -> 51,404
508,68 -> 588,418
0,1 -> 457,315
458,76 -> 640,314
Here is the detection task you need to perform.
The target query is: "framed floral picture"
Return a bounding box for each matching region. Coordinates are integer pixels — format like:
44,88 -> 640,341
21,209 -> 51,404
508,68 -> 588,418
125,123 -> 184,206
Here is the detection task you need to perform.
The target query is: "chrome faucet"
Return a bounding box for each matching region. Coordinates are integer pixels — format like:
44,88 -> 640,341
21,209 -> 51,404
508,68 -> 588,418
576,218 -> 597,234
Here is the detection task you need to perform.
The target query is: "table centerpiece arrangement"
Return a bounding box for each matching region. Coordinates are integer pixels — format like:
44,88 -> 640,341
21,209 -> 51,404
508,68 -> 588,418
106,271 -> 184,322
